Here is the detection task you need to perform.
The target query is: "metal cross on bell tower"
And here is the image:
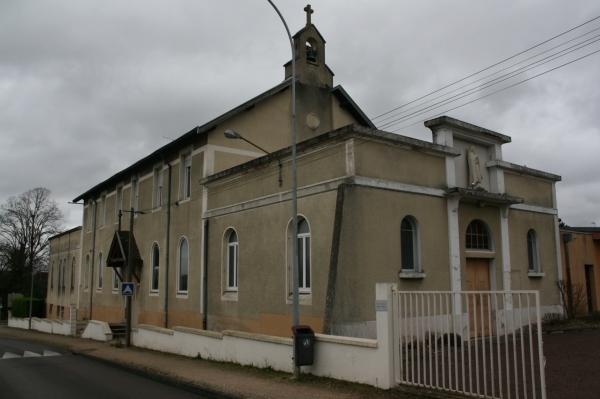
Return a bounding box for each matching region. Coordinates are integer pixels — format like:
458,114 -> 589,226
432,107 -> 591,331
304,4 -> 314,26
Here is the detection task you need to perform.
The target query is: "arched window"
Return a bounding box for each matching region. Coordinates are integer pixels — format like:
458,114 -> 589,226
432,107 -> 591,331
227,231 -> 238,291
113,266 -> 119,291
97,252 -> 103,290
85,255 -> 90,289
71,257 -> 76,291
51,261 -> 54,289
527,229 -> 540,272
298,219 -> 311,293
57,259 -> 62,290
466,220 -> 491,250
401,216 -> 420,271
151,243 -> 160,292
178,238 -> 188,293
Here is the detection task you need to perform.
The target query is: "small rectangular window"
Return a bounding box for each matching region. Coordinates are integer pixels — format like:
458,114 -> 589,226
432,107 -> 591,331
132,179 -> 139,212
155,168 -> 163,208
115,186 -> 123,222
99,195 -> 106,227
184,155 -> 192,199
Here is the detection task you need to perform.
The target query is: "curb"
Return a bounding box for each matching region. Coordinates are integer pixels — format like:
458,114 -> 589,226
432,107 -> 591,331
73,350 -> 242,399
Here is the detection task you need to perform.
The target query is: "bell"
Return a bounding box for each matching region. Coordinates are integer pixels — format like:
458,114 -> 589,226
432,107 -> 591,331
306,45 -> 317,62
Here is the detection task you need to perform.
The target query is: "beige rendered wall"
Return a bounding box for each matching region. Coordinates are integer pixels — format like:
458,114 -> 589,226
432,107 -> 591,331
504,173 -> 553,207
79,150 -> 207,328
331,94 -> 357,129
332,186 -> 450,326
508,210 -> 560,306
46,228 -> 81,319
205,189 -> 337,337
207,142 -> 347,211
353,140 -> 446,188
560,232 -> 600,312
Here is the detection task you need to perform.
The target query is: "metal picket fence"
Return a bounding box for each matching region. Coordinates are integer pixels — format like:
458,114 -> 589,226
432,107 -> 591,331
393,290 -> 546,399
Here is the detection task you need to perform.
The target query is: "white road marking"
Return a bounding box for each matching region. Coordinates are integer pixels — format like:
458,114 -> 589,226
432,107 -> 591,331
23,351 -> 42,357
2,352 -> 22,359
43,350 -> 61,356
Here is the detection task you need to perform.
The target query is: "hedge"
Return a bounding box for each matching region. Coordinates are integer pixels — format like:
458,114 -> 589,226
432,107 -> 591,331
11,298 -> 45,318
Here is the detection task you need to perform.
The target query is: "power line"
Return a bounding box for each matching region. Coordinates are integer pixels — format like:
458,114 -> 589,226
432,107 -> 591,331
371,15 -> 600,121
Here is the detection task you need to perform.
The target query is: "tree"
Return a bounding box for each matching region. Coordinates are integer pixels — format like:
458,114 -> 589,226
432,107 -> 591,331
0,188 -> 63,317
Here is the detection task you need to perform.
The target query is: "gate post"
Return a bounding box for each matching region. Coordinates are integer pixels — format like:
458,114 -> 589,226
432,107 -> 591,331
375,283 -> 396,389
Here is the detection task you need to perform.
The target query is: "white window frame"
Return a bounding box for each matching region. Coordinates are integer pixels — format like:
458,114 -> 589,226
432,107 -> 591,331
97,252 -> 103,290
400,216 -> 421,272
71,257 -> 76,291
112,267 -> 120,291
150,242 -> 160,293
177,237 -> 189,294
87,201 -> 94,232
297,218 -> 311,294
115,185 -> 123,223
183,154 -> 192,200
99,194 -> 106,228
84,255 -> 89,289
226,231 -> 238,292
527,229 -> 544,276
132,177 -> 139,212
154,167 -> 163,209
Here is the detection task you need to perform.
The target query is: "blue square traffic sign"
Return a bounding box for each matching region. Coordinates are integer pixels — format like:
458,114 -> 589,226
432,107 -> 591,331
121,282 -> 135,296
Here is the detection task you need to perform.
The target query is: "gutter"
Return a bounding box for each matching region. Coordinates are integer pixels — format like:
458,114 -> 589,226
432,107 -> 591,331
202,219 -> 209,330
89,197 -> 97,320
160,155 -> 172,328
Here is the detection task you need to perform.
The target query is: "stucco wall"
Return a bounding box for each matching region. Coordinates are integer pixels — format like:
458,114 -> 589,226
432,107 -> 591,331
332,186 -> 449,329
354,140 -> 446,188
508,210 -> 560,307
206,189 -> 338,336
504,173 -> 553,208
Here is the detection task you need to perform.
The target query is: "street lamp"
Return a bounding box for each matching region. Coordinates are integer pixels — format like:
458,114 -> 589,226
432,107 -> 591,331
223,130 -> 282,186
265,0 -> 299,378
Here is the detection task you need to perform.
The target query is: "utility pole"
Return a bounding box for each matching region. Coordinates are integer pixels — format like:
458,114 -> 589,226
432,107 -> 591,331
126,207 -> 134,348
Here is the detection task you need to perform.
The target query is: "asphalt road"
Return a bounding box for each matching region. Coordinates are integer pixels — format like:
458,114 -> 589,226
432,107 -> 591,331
0,337 -> 208,399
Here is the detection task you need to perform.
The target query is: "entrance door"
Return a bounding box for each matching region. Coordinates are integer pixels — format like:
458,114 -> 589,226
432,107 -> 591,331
466,258 -> 491,337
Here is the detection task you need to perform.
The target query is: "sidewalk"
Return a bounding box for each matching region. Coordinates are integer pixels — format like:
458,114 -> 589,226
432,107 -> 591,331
0,326 -> 438,399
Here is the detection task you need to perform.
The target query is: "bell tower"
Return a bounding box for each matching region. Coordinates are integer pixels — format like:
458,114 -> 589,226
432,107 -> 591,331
284,4 -> 334,88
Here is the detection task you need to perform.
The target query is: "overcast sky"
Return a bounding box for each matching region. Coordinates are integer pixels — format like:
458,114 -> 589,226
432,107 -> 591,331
1,0 -> 599,230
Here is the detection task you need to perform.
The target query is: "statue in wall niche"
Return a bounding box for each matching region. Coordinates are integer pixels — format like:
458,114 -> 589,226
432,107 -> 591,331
467,146 -> 484,190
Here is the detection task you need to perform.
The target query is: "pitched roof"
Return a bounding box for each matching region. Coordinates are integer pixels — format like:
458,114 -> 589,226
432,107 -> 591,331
73,80 -> 372,202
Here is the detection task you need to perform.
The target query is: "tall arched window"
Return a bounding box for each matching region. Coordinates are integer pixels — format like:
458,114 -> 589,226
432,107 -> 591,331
466,220 -> 491,250
298,219 -> 311,293
227,231 -> 238,291
85,255 -> 90,289
401,216 -> 420,271
71,257 -> 76,291
178,238 -> 188,293
58,259 -> 62,291
113,266 -> 119,291
527,229 -> 540,272
51,261 -> 54,289
151,243 -> 160,292
97,252 -> 103,290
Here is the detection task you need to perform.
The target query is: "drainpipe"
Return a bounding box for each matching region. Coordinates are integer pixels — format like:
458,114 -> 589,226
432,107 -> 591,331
160,154 -> 172,328
89,197 -> 97,320
202,218 -> 209,329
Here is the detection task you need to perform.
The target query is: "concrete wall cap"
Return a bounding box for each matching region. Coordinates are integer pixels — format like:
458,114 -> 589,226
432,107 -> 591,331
222,330 -> 293,346
173,326 -> 223,339
138,324 -> 174,336
89,320 -> 113,335
314,333 -> 378,348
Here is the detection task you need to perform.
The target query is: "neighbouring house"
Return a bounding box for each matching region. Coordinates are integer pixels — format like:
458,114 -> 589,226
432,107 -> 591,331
560,227 -> 600,313
45,11 -> 563,339
46,226 -> 82,320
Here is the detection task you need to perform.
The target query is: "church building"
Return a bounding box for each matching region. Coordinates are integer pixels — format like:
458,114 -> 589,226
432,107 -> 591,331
46,7 -> 562,339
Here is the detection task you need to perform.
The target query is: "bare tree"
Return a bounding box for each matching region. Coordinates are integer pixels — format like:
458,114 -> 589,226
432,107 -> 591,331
556,279 -> 587,320
0,188 -> 63,317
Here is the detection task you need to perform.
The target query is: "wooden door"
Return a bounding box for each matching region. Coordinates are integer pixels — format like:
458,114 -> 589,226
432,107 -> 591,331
466,258 -> 491,338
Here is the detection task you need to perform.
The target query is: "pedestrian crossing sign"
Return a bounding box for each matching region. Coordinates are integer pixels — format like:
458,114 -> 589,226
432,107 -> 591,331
121,282 -> 135,296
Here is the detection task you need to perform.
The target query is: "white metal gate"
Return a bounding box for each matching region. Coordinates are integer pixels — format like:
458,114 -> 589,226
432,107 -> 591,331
392,290 -> 546,399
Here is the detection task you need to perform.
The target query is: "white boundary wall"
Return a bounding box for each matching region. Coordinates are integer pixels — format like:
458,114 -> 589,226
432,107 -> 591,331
8,305 -> 83,337
132,283 -> 397,388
